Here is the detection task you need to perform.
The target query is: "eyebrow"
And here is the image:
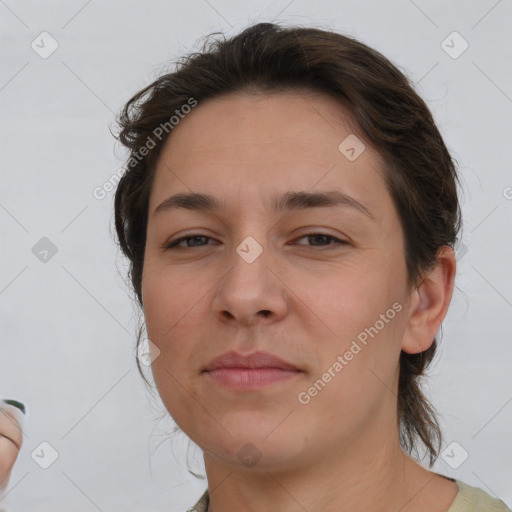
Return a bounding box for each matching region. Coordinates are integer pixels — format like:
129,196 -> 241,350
154,190 -> 374,219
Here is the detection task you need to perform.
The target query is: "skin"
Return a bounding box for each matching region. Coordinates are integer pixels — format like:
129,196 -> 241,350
142,90 -> 458,512
0,404 -> 23,494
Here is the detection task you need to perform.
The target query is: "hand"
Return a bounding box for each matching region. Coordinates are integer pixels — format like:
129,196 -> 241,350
0,400 -> 25,494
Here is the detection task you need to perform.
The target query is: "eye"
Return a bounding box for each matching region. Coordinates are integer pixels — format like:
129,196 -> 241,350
292,233 -> 348,248
164,233 -> 347,250
165,234 -> 214,249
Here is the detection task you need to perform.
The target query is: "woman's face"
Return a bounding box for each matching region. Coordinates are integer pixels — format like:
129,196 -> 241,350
142,91 -> 415,470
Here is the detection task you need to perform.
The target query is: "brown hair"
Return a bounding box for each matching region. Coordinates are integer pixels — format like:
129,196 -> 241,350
113,22 -> 461,467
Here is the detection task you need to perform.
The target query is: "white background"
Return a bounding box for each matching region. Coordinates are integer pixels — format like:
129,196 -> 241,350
1,1 -> 511,511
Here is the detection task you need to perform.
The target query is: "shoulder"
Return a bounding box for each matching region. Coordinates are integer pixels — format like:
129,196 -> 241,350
448,479 -> 511,512
185,481 -> 512,512
186,488 -> 209,512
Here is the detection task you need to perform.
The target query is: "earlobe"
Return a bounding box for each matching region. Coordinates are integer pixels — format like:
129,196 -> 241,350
401,246 -> 456,355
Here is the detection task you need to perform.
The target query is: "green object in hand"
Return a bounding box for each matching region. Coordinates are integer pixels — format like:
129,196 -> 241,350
2,399 -> 25,415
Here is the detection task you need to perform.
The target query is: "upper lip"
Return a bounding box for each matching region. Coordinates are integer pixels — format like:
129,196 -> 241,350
203,351 -> 300,372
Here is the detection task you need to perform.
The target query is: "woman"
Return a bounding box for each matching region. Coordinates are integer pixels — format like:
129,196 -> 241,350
113,22 -> 511,511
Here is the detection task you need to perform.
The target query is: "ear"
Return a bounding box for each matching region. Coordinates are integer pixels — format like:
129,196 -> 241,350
401,246 -> 456,354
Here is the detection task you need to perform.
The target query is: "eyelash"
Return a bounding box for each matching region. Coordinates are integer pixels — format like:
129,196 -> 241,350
165,233 -> 348,250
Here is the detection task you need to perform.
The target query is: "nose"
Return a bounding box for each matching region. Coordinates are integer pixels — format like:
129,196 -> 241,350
211,239 -> 289,327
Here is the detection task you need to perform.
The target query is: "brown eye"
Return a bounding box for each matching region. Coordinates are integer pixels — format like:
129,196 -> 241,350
166,235 -> 214,249
293,233 -> 347,248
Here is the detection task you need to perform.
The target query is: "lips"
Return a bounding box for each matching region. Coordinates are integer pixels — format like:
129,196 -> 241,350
203,351 -> 302,390
203,350 -> 300,372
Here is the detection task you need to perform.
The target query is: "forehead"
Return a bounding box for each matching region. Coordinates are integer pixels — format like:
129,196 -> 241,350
150,90 -> 391,217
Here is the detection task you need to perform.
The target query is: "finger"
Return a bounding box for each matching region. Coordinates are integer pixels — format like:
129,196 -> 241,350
0,435 -> 19,490
0,405 -> 24,451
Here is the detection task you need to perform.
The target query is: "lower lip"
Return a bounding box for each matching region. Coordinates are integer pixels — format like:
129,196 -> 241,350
205,368 -> 301,389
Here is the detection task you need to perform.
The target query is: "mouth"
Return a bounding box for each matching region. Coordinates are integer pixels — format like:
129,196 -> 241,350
202,350 -> 302,390
205,367 -> 301,389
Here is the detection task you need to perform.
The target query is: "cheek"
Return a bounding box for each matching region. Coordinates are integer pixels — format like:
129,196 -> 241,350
300,262 -> 407,390
304,263 -> 404,338
142,269 -> 206,428
142,262 -> 205,337
141,261 -> 224,405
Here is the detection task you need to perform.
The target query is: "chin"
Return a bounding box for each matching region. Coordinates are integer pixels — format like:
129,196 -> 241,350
200,425 -> 304,471
205,442 -> 299,472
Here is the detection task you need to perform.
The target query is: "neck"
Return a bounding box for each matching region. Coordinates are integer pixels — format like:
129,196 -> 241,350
202,424 -> 440,512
